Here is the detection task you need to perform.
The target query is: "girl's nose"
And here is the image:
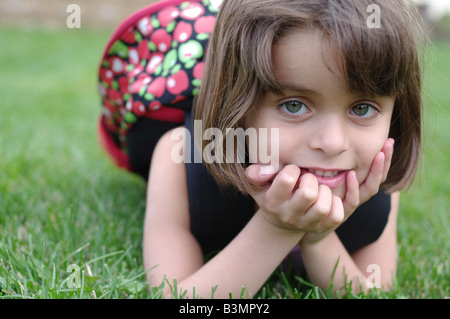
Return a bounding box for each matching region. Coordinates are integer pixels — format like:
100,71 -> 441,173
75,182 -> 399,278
308,116 -> 349,156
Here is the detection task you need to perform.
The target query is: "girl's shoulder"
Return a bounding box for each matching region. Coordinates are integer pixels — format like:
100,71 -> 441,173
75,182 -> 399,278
153,125 -> 188,161
147,125 -> 191,224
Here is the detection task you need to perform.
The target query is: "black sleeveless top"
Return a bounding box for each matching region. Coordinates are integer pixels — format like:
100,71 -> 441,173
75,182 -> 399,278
125,112 -> 391,257
184,111 -> 391,256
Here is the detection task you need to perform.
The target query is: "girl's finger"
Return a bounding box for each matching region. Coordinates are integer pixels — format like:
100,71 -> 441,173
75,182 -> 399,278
342,170 -> 359,217
294,182 -> 328,226
290,173 -> 319,214
319,194 -> 344,230
360,151 -> 385,202
381,138 -> 395,182
265,164 -> 301,205
245,164 -> 277,187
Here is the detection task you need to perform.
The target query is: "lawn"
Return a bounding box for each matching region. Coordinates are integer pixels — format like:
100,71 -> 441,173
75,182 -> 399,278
0,26 -> 448,299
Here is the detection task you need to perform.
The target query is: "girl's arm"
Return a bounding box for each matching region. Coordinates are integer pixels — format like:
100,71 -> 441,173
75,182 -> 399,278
143,129 -> 393,298
143,128 -> 305,298
299,192 -> 399,294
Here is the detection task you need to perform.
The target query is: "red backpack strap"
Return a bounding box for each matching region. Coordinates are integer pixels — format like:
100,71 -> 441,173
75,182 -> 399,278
98,0 -> 222,171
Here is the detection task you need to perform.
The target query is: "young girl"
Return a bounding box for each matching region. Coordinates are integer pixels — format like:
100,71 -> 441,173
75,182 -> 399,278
98,0 -> 426,298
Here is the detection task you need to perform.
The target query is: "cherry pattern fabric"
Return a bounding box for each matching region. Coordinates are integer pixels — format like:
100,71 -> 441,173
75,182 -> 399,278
98,0 -> 222,152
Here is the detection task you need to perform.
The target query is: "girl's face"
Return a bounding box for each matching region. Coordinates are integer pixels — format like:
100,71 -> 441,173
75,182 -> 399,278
245,29 -> 395,199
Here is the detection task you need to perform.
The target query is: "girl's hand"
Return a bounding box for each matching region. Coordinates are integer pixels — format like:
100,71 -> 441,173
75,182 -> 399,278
301,138 -> 395,244
245,164 -> 345,235
341,138 -> 395,217
246,138 -> 395,243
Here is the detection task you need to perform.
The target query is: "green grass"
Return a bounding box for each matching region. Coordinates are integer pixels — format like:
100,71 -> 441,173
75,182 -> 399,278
0,27 -> 449,299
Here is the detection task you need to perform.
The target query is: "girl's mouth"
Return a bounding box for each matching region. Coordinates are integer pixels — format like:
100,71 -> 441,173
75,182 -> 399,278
303,168 -> 341,178
300,167 -> 348,189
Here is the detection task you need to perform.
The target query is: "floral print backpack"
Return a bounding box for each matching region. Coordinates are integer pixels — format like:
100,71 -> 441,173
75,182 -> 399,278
98,0 -> 222,172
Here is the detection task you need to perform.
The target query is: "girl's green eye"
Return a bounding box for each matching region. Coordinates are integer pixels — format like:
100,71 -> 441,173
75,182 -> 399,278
280,100 -> 308,115
351,104 -> 376,117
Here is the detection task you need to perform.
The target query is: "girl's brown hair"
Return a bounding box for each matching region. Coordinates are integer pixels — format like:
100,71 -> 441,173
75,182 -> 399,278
194,0 -> 427,194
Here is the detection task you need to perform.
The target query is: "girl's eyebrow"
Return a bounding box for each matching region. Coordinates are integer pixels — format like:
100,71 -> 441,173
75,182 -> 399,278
278,81 -> 321,96
279,81 -> 377,101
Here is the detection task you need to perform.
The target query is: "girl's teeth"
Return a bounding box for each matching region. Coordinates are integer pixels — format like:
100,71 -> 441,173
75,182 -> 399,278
323,171 -> 339,178
307,169 -> 340,178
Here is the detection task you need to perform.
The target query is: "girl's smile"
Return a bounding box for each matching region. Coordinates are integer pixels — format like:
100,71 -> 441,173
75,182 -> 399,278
245,28 -> 395,199
299,168 -> 349,190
